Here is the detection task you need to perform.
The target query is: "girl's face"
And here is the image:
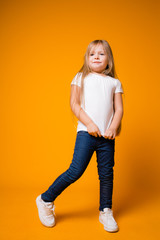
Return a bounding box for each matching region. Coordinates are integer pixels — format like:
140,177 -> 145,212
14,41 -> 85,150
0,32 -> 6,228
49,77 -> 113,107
88,44 -> 108,73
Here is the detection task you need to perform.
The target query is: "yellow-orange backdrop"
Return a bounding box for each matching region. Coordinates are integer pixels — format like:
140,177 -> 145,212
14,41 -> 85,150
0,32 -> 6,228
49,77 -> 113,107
0,0 -> 160,239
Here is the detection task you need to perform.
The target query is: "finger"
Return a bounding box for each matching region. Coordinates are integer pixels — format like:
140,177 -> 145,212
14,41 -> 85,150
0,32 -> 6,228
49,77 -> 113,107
98,131 -> 101,137
109,134 -> 113,139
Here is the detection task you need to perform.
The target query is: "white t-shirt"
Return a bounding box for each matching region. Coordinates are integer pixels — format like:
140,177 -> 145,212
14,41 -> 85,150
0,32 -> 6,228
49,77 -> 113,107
71,72 -> 124,136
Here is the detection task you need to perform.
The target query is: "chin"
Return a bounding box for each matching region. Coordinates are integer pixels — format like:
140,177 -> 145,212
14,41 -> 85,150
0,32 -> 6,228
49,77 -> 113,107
92,68 -> 102,72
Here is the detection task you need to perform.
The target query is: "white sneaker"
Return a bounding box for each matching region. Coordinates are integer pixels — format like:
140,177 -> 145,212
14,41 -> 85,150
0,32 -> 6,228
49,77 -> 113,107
36,195 -> 56,227
99,208 -> 119,232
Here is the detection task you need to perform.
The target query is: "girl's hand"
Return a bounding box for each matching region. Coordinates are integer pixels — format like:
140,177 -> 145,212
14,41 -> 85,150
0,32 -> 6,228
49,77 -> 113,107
104,128 -> 116,139
87,121 -> 101,137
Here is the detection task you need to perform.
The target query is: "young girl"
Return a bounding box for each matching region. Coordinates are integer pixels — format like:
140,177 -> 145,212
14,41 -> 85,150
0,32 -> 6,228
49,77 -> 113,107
36,39 -> 124,233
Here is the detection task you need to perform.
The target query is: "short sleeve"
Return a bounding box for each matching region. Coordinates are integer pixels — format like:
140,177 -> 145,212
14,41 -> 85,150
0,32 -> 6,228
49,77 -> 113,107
71,72 -> 82,87
114,79 -> 124,94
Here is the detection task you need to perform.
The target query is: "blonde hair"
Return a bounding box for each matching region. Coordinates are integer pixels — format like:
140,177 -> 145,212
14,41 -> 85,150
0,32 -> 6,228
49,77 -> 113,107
71,39 -> 124,136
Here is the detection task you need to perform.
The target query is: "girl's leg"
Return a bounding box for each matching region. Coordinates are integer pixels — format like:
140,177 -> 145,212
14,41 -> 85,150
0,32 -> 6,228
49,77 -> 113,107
41,131 -> 95,202
96,138 -> 115,211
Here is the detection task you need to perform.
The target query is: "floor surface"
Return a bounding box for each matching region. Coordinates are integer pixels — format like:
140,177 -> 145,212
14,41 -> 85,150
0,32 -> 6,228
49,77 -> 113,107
1,186 -> 160,240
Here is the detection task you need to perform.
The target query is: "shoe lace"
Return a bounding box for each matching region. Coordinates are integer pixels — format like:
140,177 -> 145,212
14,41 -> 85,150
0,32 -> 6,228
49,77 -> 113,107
102,209 -> 117,223
40,204 -> 56,217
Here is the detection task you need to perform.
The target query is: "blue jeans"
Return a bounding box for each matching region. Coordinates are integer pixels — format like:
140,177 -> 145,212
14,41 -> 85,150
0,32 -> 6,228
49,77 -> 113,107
41,130 -> 115,211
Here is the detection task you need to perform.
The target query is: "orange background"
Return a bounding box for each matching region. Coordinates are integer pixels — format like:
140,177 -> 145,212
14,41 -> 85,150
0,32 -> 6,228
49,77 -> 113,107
0,0 -> 160,239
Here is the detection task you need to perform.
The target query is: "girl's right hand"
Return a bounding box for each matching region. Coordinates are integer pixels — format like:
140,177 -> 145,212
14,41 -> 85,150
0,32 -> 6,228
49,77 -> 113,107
87,121 -> 101,137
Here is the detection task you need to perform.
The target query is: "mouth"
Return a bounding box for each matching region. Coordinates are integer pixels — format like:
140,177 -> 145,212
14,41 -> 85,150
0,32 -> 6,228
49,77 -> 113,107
93,62 -> 101,63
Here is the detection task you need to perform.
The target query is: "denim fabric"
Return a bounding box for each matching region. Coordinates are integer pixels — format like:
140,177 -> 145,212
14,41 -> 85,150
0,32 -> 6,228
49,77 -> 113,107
41,130 -> 115,211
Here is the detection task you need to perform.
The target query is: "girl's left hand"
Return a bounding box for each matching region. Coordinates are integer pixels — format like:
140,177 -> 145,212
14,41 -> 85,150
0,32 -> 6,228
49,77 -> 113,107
103,128 -> 116,139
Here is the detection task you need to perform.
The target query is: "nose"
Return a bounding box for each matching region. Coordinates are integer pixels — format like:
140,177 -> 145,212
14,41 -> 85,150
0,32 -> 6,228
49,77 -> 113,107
94,54 -> 99,59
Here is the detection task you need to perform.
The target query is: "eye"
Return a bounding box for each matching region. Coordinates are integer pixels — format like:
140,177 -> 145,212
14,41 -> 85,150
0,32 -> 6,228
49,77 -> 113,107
89,53 -> 105,56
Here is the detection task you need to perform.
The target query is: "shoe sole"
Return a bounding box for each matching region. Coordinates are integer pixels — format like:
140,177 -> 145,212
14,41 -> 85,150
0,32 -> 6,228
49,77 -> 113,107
99,216 -> 119,232
36,196 -> 56,228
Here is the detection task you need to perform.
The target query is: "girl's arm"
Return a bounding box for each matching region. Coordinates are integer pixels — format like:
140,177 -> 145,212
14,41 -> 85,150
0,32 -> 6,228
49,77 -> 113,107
70,85 -> 93,126
108,92 -> 123,131
104,92 -> 123,139
70,85 -> 101,137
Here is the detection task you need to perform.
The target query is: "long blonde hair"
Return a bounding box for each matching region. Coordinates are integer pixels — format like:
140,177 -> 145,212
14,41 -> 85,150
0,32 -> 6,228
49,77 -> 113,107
71,39 -> 124,136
